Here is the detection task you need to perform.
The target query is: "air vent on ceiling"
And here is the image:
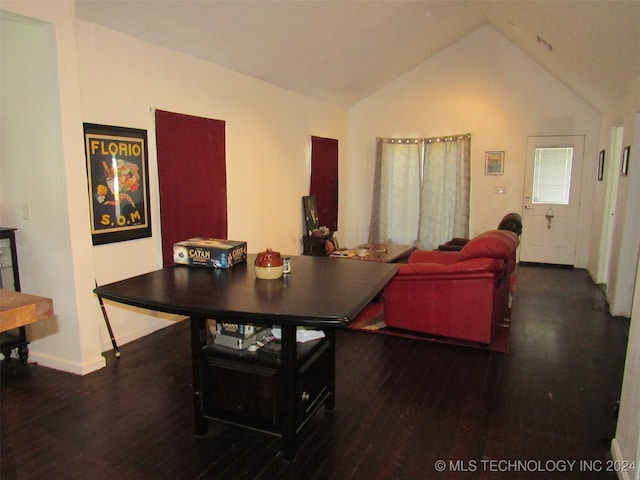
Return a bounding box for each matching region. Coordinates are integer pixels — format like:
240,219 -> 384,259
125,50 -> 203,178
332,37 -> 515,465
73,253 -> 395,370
537,35 -> 553,52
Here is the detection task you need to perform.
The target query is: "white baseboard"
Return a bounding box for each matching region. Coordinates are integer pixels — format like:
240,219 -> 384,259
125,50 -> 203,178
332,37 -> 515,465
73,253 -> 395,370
99,317 -> 184,353
610,437 -> 638,480
27,350 -> 106,375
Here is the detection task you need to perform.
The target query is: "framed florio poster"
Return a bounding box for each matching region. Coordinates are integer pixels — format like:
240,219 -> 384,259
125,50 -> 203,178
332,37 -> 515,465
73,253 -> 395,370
83,123 -> 152,245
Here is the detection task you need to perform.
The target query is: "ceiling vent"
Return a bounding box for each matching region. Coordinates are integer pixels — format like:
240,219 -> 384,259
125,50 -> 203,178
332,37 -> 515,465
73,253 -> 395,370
536,35 -> 553,52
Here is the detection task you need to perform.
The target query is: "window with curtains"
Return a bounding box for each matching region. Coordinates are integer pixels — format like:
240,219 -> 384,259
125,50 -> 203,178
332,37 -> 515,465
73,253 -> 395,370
369,134 -> 471,250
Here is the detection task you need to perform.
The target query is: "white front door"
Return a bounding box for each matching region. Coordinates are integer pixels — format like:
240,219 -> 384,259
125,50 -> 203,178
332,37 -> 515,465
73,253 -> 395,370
520,135 -> 584,265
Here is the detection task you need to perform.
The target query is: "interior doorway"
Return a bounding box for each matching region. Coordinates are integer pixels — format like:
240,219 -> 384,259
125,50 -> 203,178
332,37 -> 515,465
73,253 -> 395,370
597,125 -> 623,290
520,135 -> 585,265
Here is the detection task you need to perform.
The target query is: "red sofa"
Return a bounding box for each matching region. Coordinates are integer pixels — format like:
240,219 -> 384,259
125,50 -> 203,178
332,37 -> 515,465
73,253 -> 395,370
382,230 -> 519,344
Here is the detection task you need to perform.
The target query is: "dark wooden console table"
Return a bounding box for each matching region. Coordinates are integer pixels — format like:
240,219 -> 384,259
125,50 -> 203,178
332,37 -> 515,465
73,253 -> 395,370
94,254 -> 397,460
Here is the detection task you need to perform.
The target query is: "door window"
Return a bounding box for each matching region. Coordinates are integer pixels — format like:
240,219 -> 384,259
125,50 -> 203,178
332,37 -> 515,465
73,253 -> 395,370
532,147 -> 573,204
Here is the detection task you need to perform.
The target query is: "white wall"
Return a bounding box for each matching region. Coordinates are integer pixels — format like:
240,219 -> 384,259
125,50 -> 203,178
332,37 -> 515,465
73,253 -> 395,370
344,26 -> 601,268
592,84 -> 640,316
75,21 -> 347,350
613,246 -> 640,480
609,84 -> 640,478
1,4 -> 104,374
1,2 -> 347,369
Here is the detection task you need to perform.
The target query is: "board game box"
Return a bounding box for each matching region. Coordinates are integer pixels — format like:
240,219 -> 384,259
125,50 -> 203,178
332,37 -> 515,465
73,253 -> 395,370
173,238 -> 247,269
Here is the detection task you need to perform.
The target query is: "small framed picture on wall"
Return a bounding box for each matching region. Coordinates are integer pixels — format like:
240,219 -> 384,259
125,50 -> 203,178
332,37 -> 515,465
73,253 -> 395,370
598,149 -> 605,181
621,146 -> 631,176
485,151 -> 504,175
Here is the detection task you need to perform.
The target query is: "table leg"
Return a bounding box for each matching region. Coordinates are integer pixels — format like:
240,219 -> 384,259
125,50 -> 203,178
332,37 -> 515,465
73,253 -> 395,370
325,329 -> 336,411
190,316 -> 208,436
280,324 -> 297,461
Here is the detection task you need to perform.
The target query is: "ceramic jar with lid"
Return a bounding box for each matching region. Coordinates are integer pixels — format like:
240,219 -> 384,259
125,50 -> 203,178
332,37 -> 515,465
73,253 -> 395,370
254,248 -> 284,279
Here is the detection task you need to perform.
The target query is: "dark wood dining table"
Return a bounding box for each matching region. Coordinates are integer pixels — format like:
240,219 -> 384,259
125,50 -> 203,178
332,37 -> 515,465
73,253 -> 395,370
94,254 -> 398,460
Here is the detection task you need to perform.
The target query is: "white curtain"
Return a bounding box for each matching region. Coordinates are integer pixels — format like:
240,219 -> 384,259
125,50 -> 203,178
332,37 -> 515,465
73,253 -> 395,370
369,139 -> 421,245
369,135 -> 470,249
417,135 -> 470,249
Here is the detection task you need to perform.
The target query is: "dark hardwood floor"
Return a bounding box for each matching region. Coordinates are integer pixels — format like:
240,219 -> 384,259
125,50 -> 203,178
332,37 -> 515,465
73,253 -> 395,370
1,266 -> 629,479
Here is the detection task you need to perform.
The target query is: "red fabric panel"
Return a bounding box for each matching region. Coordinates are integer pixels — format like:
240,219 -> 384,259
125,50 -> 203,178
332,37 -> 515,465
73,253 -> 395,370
310,136 -> 338,232
155,110 -> 227,267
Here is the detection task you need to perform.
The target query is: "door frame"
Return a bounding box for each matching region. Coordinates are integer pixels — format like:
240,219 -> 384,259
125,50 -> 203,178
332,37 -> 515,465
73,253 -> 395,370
520,135 -> 585,266
597,125 -> 623,289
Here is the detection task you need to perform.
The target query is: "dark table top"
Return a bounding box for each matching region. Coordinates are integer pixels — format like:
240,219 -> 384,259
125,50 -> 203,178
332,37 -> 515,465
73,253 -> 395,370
95,254 -> 398,328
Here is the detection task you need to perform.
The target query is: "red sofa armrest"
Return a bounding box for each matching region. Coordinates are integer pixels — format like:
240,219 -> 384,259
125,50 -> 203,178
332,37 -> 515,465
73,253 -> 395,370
383,261 -> 506,344
459,230 -> 519,274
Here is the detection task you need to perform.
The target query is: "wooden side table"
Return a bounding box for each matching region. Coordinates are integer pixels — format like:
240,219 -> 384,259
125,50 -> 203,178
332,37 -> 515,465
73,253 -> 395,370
0,289 -> 54,363
331,243 -> 415,263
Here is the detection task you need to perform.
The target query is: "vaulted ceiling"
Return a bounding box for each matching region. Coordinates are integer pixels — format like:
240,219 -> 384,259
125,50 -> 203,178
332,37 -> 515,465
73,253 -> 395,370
75,1 -> 640,112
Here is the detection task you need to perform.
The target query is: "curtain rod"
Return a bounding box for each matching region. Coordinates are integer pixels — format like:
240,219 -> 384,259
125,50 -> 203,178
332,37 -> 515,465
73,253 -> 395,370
376,133 -> 472,144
